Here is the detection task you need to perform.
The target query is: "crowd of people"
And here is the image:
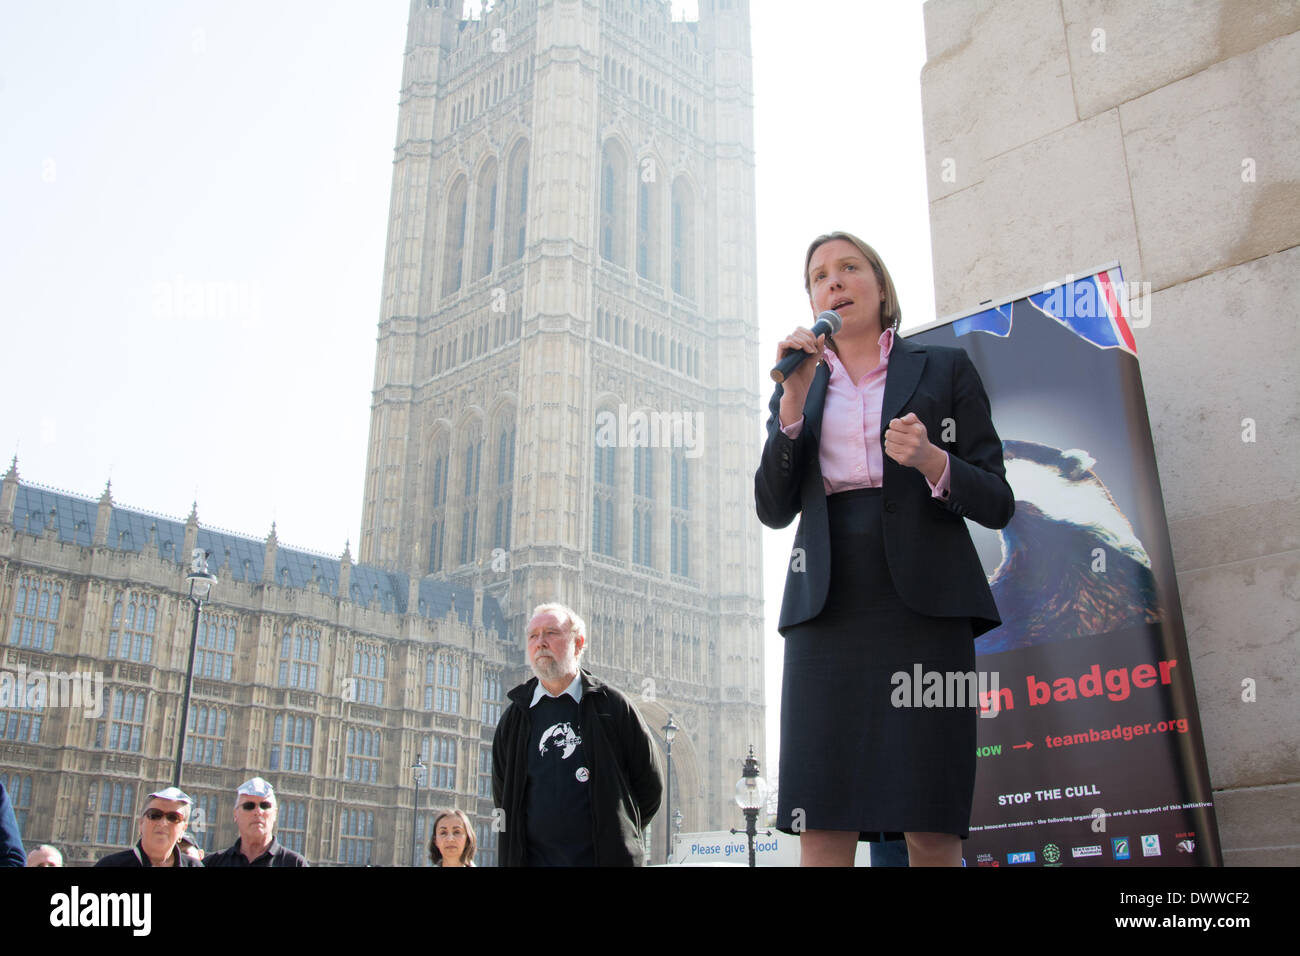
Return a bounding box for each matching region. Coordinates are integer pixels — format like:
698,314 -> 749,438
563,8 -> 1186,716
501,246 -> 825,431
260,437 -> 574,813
0,772 -> 493,868
0,600 -> 665,869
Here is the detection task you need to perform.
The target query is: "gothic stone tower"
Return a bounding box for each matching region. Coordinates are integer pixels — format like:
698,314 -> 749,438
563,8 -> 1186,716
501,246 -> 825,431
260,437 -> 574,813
359,0 -> 764,843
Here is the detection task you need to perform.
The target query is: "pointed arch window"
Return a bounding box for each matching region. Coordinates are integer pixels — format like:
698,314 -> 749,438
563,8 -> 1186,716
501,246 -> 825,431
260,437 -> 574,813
278,622 -> 320,690
671,448 -> 691,577
473,160 -> 498,279
637,172 -> 661,282
96,782 -> 136,846
600,141 -> 627,266
344,728 -> 381,784
441,177 -> 468,297
10,574 -> 62,651
184,705 -> 227,766
592,412 -> 617,557
493,421 -> 516,551
351,641 -> 387,707
424,653 -> 462,714
196,613 -> 237,680
504,140 -> 529,264
459,426 -> 484,565
107,590 -> 157,662
632,445 -> 654,568
428,439 -> 450,573
671,177 -> 695,298
270,714 -> 314,774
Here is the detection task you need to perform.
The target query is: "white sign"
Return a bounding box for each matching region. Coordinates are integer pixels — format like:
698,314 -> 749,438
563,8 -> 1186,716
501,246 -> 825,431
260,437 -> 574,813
669,830 -> 874,867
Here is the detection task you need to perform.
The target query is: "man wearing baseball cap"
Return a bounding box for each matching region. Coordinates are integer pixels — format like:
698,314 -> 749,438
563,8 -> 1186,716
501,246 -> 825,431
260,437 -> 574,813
205,776 -> 308,867
94,786 -> 202,867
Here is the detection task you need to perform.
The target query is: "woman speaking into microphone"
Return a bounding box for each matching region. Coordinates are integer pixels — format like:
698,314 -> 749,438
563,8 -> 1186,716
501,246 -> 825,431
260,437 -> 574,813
755,231 -> 1014,866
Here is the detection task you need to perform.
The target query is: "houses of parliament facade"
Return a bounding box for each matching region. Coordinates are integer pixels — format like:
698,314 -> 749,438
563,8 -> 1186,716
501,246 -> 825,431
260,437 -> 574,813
0,0 -> 764,866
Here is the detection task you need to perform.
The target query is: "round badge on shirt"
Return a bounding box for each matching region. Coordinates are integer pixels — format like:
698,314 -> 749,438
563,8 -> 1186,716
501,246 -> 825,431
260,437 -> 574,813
575,767 -> 590,783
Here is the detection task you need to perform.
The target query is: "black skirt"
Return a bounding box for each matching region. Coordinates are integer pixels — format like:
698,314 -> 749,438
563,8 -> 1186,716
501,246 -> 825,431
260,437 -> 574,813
776,487 -> 977,840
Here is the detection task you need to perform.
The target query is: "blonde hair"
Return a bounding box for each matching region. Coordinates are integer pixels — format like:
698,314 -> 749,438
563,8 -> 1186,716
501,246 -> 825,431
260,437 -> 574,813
803,231 -> 902,333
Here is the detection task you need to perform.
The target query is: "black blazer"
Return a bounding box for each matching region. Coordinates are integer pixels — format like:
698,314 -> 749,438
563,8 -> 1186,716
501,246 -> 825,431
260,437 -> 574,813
755,335 -> 1014,637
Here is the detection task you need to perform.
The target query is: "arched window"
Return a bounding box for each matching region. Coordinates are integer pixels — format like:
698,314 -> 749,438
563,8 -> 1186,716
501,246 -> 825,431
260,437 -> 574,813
592,408 -> 617,556
441,176 -> 468,297
600,140 -> 628,266
196,612 -> 238,680
107,591 -> 157,662
425,654 -> 462,714
345,727 -> 382,784
473,159 -> 498,279
671,447 -> 691,577
428,435 -> 450,573
96,781 -> 136,846
270,714 -> 314,774
351,641 -> 387,707
493,417 -> 515,551
277,622 -> 320,690
10,574 -> 62,652
184,705 -> 227,766
637,170 -> 661,282
458,423 -> 484,565
671,177 -> 695,298
632,444 -> 654,567
504,140 -> 529,264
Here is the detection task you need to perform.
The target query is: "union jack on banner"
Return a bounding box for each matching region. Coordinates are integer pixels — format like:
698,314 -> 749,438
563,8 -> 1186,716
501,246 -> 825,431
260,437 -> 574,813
953,267 -> 1138,357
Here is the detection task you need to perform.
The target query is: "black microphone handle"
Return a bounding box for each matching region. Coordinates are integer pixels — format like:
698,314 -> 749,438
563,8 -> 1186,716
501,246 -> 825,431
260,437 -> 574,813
769,310 -> 841,383
770,347 -> 812,384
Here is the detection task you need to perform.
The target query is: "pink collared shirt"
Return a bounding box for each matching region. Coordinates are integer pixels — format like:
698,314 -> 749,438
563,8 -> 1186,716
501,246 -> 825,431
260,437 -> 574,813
781,328 -> 951,498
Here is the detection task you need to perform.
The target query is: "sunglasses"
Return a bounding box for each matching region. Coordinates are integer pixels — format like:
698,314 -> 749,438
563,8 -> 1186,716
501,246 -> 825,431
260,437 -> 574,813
240,801 -> 274,811
143,808 -> 186,824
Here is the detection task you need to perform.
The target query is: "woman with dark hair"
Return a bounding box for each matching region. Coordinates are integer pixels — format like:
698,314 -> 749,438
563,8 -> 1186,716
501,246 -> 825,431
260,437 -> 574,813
428,808 -> 476,867
755,231 -> 1014,866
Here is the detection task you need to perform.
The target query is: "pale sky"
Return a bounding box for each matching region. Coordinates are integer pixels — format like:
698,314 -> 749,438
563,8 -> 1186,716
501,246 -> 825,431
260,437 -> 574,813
0,0 -> 934,774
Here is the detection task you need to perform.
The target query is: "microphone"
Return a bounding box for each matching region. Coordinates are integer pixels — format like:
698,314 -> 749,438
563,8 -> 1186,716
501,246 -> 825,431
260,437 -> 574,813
770,310 -> 842,383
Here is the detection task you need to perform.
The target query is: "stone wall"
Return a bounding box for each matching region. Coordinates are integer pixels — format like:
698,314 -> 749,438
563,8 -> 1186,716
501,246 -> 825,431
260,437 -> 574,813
921,0 -> 1299,865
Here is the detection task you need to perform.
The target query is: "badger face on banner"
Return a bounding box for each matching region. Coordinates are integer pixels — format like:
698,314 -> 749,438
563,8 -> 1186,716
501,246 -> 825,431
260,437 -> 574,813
983,439 -> 1162,654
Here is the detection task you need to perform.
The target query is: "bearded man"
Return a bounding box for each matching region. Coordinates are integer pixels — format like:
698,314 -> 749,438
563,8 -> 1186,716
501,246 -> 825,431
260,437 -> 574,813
491,602 -> 663,866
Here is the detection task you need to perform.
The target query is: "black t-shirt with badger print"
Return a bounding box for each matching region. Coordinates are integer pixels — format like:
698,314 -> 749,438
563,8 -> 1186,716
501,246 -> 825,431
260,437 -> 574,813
525,692 -> 595,866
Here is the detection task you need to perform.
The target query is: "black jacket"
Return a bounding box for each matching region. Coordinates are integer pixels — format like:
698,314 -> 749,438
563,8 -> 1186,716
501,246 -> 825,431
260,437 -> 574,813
755,336 -> 1014,637
492,670 -> 663,866
94,841 -> 204,867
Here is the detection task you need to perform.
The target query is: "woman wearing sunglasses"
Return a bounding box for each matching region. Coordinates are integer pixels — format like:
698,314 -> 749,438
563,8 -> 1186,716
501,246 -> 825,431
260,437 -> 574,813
94,786 -> 203,867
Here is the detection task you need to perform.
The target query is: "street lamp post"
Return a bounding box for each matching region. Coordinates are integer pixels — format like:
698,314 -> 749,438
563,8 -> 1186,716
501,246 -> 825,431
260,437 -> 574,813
410,755 -> 426,867
730,745 -> 770,868
662,714 -> 678,863
173,549 -> 217,788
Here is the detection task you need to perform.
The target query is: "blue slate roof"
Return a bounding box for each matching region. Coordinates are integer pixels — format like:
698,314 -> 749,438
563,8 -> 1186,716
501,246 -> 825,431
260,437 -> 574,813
8,482 -> 506,638
13,485 -> 98,545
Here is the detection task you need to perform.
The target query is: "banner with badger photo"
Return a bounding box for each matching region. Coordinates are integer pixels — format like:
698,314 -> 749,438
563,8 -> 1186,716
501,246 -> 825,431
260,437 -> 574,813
908,265 -> 1222,867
